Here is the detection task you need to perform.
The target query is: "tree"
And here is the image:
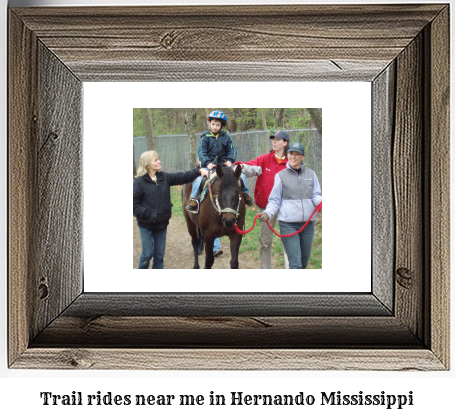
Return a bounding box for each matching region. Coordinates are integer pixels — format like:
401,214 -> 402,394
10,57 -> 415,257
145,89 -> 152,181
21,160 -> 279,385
199,108 -> 209,132
261,108 -> 268,131
133,108 -> 145,137
223,108 -> 238,132
308,108 -> 322,135
242,108 -> 257,130
185,108 -> 198,167
273,108 -> 285,128
141,108 -> 154,150
223,108 -> 258,132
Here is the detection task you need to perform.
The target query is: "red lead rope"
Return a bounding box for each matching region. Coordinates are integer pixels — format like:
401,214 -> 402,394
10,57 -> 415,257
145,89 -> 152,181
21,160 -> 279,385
234,202 -> 322,238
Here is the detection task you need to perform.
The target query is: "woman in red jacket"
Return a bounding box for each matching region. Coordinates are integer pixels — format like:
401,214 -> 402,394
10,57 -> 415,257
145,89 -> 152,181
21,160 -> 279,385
235,130 -> 290,269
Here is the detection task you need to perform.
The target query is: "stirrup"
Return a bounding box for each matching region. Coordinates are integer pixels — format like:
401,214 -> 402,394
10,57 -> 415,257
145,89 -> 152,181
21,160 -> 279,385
185,198 -> 199,213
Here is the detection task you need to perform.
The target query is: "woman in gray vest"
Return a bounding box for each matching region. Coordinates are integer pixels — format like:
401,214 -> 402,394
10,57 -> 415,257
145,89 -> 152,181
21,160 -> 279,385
260,142 -> 322,269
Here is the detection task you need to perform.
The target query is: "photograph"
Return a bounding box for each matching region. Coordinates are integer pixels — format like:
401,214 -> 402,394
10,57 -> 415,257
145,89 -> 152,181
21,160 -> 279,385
132,108 -> 323,270
83,81 -> 370,294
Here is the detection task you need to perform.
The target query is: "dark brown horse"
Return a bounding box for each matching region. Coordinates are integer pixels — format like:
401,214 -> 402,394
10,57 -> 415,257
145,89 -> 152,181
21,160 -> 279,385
182,164 -> 246,269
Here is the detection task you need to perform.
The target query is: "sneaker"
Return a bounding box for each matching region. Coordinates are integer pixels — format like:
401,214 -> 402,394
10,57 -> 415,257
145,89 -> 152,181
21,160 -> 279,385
185,199 -> 198,213
213,249 -> 223,257
244,194 -> 255,207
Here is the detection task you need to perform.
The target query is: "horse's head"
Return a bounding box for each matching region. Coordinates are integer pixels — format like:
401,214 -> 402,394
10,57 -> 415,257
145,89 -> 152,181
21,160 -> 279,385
215,164 -> 243,228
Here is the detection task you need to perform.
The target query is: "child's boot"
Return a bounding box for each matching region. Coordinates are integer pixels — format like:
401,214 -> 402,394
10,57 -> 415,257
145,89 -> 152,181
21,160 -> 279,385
185,198 -> 199,213
244,193 -> 255,207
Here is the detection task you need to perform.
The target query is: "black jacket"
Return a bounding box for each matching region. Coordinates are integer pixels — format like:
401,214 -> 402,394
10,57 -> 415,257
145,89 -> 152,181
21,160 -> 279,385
133,167 -> 200,230
197,130 -> 237,168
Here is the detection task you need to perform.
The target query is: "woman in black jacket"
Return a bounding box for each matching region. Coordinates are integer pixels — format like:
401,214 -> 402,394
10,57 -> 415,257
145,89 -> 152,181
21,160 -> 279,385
133,150 -> 208,269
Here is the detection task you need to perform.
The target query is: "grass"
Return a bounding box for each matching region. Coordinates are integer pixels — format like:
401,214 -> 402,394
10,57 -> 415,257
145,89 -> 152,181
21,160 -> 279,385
170,186 -> 322,269
308,219 -> 322,269
170,185 -> 186,222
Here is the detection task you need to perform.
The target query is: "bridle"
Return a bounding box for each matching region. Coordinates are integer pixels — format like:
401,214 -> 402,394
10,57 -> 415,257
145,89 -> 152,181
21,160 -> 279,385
215,193 -> 242,218
207,174 -> 242,223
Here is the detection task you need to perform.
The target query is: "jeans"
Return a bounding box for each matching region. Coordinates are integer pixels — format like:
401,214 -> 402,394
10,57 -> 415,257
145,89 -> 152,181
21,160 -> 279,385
279,221 -> 315,269
258,208 -> 289,269
198,234 -> 221,253
137,226 -> 167,269
190,168 -> 250,198
213,237 -> 221,252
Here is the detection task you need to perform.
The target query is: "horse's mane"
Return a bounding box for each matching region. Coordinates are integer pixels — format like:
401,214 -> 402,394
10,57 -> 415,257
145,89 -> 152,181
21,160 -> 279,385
217,167 -> 241,193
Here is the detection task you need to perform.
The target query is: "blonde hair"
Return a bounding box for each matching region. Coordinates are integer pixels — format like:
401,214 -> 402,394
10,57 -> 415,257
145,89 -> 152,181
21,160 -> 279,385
136,150 -> 159,178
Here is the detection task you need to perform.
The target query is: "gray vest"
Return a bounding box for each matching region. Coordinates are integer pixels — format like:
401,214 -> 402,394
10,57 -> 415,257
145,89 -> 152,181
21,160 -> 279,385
278,166 -> 315,200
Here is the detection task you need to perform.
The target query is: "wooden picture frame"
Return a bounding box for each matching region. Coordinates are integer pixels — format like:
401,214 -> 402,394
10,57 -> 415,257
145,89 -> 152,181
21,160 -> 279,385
8,4 -> 450,370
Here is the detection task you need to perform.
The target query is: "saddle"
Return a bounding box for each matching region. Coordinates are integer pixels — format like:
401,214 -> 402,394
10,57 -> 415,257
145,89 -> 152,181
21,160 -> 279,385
198,172 -> 218,206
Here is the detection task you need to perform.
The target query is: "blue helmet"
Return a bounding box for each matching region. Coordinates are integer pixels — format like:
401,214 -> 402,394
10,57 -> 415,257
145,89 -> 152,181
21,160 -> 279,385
208,110 -> 227,125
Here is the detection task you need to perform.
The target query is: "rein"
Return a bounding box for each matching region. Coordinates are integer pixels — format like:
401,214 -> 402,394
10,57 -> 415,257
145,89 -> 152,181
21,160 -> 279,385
207,174 -> 219,212
234,202 -> 321,238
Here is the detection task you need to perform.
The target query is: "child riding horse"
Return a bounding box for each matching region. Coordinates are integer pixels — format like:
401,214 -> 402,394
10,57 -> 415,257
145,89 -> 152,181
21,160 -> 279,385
182,164 -> 246,269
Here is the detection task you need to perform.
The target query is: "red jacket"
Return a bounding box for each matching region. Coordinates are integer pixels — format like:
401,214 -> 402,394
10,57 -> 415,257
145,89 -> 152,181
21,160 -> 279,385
235,152 -> 288,209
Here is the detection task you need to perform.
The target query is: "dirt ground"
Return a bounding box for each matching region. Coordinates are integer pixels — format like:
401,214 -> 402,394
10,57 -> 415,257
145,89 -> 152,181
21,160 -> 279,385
133,215 -> 262,269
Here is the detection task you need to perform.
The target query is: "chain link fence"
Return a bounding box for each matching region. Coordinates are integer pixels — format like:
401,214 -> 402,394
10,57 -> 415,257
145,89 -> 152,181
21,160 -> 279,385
134,128 -> 322,193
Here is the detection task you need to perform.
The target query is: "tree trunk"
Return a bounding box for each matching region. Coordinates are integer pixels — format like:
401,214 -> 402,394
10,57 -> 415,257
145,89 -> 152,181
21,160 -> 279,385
200,108 -> 209,131
274,108 -> 285,128
185,108 -> 198,168
133,145 -> 137,177
308,108 -> 322,135
223,108 -> 237,132
141,108 -> 154,150
261,109 -> 268,131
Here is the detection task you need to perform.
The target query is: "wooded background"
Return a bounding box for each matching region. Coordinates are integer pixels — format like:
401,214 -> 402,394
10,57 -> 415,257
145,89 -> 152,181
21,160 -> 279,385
133,108 -> 323,188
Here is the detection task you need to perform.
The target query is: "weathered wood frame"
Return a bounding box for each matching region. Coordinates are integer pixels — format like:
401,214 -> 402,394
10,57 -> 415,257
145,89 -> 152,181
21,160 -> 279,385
8,5 -> 450,370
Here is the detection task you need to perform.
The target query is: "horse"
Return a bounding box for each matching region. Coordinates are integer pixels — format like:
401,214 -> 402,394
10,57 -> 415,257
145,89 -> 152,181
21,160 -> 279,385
182,164 -> 246,269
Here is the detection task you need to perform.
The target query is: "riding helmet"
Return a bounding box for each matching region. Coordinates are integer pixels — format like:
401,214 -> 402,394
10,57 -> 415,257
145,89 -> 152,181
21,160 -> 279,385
208,110 -> 227,126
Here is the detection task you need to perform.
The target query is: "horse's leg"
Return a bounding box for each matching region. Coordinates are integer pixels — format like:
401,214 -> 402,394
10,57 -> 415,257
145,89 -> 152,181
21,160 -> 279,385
198,233 -> 204,254
228,232 -> 243,269
184,222 -> 200,269
204,235 -> 215,269
191,233 -> 200,269
183,219 -> 200,269
182,184 -> 201,269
